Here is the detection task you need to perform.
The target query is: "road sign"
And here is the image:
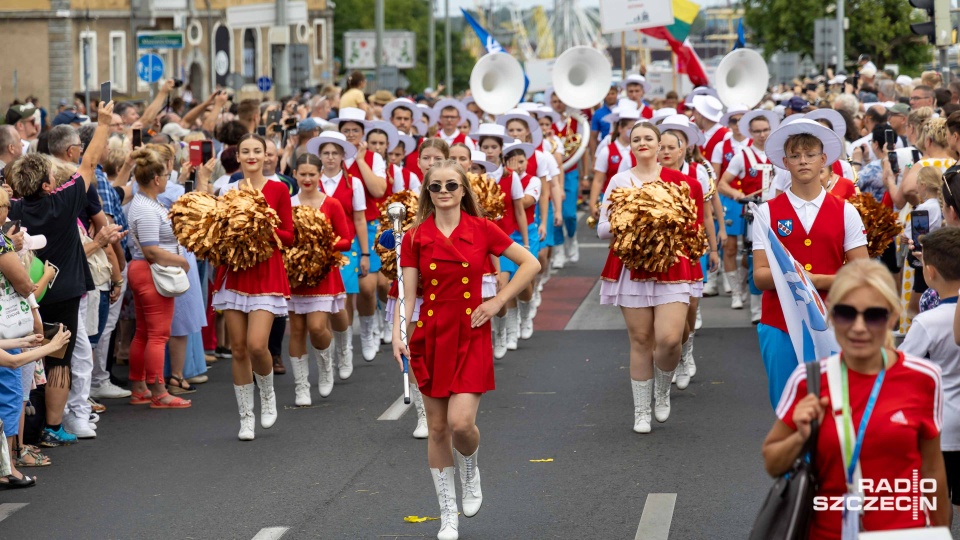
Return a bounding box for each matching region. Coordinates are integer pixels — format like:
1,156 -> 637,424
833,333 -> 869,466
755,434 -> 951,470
137,31 -> 184,50
137,53 -> 165,84
257,76 -> 273,92
598,0 -> 673,34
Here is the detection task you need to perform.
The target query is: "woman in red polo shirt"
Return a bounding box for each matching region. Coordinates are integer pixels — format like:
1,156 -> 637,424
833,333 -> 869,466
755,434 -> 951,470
763,259 -> 950,538
393,160 -> 539,540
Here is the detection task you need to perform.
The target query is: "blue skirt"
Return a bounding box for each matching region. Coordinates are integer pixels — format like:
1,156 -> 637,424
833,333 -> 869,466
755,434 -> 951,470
171,252 -> 207,336
501,224 -> 538,276
0,356 -> 22,437
164,332 -> 208,379
341,238 -> 362,294
720,195 -> 744,236
366,220 -> 382,273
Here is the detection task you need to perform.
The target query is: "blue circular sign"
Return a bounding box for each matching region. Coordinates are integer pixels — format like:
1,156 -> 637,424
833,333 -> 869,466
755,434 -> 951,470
257,76 -> 273,92
137,53 -> 165,84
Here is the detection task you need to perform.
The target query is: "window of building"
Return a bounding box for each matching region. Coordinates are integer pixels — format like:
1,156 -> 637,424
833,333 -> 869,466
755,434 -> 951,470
109,32 -> 127,93
314,19 -> 327,64
79,31 -> 98,92
242,28 -> 258,83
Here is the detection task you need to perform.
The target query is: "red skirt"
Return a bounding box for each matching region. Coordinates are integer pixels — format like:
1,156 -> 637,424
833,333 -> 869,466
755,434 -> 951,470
600,250 -> 699,284
215,249 -> 291,298
291,267 -> 346,297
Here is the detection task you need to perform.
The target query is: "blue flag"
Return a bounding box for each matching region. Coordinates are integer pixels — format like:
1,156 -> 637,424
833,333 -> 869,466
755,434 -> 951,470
460,8 -> 503,53
733,18 -> 746,50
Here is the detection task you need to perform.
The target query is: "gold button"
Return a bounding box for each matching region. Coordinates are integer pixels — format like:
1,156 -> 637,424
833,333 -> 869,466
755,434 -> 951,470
462,262 -> 469,268
417,321 -> 423,328
429,263 -> 437,270
431,279 -> 438,286
462,277 -> 469,284
804,263 -> 812,271
429,293 -> 436,300
427,309 -> 433,316
465,308 -> 472,315
463,292 -> 471,299
352,252 -> 357,256
804,239 -> 812,247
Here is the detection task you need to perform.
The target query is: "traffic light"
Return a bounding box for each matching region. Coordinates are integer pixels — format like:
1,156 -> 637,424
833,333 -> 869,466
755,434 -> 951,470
910,0 -> 952,47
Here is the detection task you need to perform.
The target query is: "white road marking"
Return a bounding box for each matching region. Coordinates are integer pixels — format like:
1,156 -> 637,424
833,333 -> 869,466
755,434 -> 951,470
252,527 -> 289,540
377,395 -> 411,420
634,493 -> 677,540
0,503 -> 29,523
578,242 -> 609,249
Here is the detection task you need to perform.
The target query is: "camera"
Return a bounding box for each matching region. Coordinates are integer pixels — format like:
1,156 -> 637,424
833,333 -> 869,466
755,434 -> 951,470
173,79 -> 184,88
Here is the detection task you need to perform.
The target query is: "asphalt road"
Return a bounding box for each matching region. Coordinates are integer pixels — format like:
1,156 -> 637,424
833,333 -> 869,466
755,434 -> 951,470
1,224 -> 956,539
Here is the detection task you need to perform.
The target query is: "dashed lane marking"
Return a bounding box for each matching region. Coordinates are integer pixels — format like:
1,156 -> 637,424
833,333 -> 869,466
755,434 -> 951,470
0,503 -> 29,523
377,394 -> 411,421
252,527 -> 289,540
635,493 -> 677,540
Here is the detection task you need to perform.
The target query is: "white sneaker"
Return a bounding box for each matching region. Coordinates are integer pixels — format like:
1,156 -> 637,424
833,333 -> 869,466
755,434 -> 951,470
359,315 -> 379,362
492,316 -> 507,359
90,381 -> 131,399
694,306 -> 702,330
63,416 -> 96,439
316,346 -> 334,398
551,249 -> 565,270
88,413 -> 100,424
505,308 -> 519,350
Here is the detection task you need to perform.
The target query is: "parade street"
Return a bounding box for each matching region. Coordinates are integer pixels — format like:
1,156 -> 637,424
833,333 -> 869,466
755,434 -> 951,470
0,224 -> 802,539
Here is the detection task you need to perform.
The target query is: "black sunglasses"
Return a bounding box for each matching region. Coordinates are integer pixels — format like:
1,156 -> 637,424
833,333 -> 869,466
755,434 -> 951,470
831,304 -> 890,328
428,181 -> 461,193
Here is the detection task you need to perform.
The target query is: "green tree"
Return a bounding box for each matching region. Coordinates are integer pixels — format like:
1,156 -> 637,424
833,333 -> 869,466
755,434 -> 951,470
333,0 -> 475,93
742,0 -> 930,73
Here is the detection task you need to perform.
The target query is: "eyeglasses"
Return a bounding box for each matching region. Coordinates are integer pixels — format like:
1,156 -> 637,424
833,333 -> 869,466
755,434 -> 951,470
785,152 -> 823,163
440,115 -> 460,121
320,151 -> 341,158
427,181 -> 461,193
751,128 -> 771,135
831,304 -> 891,328
909,95 -> 929,102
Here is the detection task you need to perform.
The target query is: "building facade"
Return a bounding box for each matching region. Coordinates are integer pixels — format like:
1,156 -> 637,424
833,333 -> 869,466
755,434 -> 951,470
0,0 -> 334,111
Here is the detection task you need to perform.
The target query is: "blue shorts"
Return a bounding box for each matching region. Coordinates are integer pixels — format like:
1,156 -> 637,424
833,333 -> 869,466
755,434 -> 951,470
366,221 -> 382,273
340,238 -> 361,294
501,225 -> 539,277
562,170 -> 579,218
720,195 -> 744,236
757,323 -> 801,409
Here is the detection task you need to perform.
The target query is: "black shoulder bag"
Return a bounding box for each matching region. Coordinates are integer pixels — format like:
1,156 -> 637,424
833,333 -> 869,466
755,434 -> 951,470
748,361 -> 820,540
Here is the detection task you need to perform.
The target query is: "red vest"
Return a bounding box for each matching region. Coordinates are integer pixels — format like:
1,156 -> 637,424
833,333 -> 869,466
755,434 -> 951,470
404,136 -> 423,179
604,141 -> 636,193
347,151 -> 384,222
831,160 -> 844,177
387,164 -> 414,195
760,193 -> 846,333
330,171 -> 357,242
717,137 -> 751,178
685,161 -> 700,184
525,150 -> 540,178
518,173 -> 537,225
701,126 -> 730,168
555,116 -> 580,173
738,147 -> 770,195
496,168 -> 519,235
436,130 -> 468,146
638,103 -> 654,120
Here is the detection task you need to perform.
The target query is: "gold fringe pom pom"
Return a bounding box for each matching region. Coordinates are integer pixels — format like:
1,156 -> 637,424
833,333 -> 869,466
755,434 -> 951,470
217,187 -> 282,271
374,191 -> 420,281
284,205 -> 348,288
466,172 -> 505,220
607,180 -> 704,273
169,192 -> 224,266
850,192 -> 903,258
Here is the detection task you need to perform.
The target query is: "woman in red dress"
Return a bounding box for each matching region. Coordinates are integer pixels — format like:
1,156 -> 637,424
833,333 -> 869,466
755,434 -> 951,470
212,133 -> 294,441
287,153 -> 352,406
597,122 -> 705,435
393,160 -> 539,540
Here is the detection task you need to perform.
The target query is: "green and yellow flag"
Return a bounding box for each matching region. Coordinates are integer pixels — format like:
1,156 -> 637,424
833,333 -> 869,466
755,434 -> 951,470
664,0 -> 701,43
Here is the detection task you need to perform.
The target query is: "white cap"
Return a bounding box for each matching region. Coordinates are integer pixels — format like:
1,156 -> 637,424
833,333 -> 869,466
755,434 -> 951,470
691,95 -> 723,123
470,150 -> 496,173
469,123 -> 509,143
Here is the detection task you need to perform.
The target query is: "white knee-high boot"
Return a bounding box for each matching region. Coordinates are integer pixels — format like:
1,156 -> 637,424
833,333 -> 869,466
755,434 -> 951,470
234,383 -> 255,441
631,379 -> 653,433
291,355 -> 311,406
431,467 -> 459,540
253,372 -> 277,429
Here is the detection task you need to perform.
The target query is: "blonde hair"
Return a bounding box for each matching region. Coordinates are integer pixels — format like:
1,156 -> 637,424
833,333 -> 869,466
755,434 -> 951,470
916,165 -> 943,202
413,160 -> 484,226
918,117 -> 950,153
907,106 -> 934,134
49,157 -> 78,187
826,259 -> 901,349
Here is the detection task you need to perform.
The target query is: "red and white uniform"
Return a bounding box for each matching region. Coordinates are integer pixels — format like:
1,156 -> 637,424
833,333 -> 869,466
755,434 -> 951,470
387,163 -> 422,195
554,115 -> 581,173
435,129 -> 476,151
346,151 -> 388,223
711,136 -> 752,178
725,146 -> 771,196
776,352 -> 942,539
288,194 -> 350,314
597,168 -> 705,308
321,170 -> 366,241
636,102 -> 655,120
594,139 -> 636,193
404,136 -> 424,179
700,124 -> 730,169
488,165 -> 525,237
213,179 -> 295,316
827,176 -> 858,201
517,172 -> 542,226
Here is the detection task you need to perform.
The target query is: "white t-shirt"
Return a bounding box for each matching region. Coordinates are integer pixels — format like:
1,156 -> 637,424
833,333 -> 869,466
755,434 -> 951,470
594,139 -> 633,175
710,136 -> 751,165
899,301 -> 960,450
751,187 -> 867,253
320,171 -> 366,211
487,165 -> 524,200
532,149 -> 551,179
344,152 -> 387,178
438,129 -> 477,150
725,148 -> 768,179
903,197 -> 943,239
390,164 -> 422,194
523,175 -> 542,200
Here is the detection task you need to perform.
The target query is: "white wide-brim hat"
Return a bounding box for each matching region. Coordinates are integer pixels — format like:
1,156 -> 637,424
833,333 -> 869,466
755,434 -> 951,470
689,86 -> 719,100
306,130 -> 358,160
332,107 -> 370,132
537,106 -> 561,126
469,123 -> 509,144
503,139 -> 535,160
460,111 -> 480,132
396,131 -> 418,156
496,108 -> 543,148
366,120 -> 400,152
432,98 -> 467,122
766,119 -> 843,168
417,104 -> 438,127
470,150 -> 497,173
621,74 -> 651,93
412,120 -> 428,136
658,114 -> 704,147
720,103 -> 751,126
381,98 -> 421,124
691,95 -> 723,123
738,110 -> 781,138
803,108 -> 846,140
651,107 -> 677,124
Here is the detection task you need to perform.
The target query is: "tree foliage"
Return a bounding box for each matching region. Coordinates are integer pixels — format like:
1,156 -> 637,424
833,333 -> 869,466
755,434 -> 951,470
333,0 -> 474,93
742,0 -> 931,73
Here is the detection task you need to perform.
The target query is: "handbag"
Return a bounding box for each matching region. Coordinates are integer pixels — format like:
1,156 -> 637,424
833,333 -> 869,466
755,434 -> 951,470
748,361 -> 821,540
131,227 -> 189,298
80,225 -> 112,287
0,273 -> 36,340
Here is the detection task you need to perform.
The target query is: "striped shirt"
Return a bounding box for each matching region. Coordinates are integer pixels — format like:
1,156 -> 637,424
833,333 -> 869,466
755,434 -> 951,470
129,193 -> 179,260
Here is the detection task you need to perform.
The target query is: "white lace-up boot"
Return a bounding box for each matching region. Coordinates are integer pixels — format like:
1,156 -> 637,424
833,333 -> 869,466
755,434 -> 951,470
234,384 -> 255,441
684,332 -> 697,378
726,271 -> 743,309
334,329 -> 353,379
291,355 -> 311,406
676,339 -> 692,390
430,467 -> 459,540
566,235 -> 580,263
751,293 -> 762,324
631,379 -> 653,433
411,384 -> 429,439
694,305 -> 703,330
316,345 -> 334,397
360,315 -> 379,361
738,267 -> 750,304
456,447 -> 483,517
518,300 -> 534,339
654,366 -> 674,423
505,307 -> 520,350
253,372 -> 277,429
702,269 -> 719,296
383,316 -> 393,344
491,316 -> 507,359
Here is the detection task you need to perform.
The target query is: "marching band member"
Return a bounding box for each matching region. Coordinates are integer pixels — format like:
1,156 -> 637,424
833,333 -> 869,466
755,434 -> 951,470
287,153 -> 351,406
589,83 -> 622,157
383,98 -> 425,178
545,88 -> 577,269
691,95 -> 729,167
533,107 -> 565,301
658,115 -> 721,390
433,98 -> 476,151
622,75 -> 655,120
752,119 -> 868,408
598,122 -> 705,434
589,107 -> 640,221
712,104 -> 751,177
334,108 -> 389,363
393,159 -> 539,540
213,133 -> 295,441
502,140 -> 542,340
469,124 -> 529,356
459,111 -> 480,140
717,109 -> 779,317
386,131 -> 423,194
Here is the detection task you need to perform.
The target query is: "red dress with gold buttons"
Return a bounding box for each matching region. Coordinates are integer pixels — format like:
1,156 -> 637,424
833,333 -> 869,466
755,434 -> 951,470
400,211 -> 514,398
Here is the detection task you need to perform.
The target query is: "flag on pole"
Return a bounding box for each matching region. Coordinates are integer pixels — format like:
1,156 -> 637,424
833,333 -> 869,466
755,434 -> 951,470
752,206 -> 840,364
733,19 -> 746,50
640,0 -> 709,87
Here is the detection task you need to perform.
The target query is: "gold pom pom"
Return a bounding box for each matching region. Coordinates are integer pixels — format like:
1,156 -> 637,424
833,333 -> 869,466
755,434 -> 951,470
284,205 -> 348,288
850,193 -> 903,258
217,187 -> 283,271
169,192 -> 224,266
373,191 -> 419,281
466,172 -> 506,220
607,180 -> 704,273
